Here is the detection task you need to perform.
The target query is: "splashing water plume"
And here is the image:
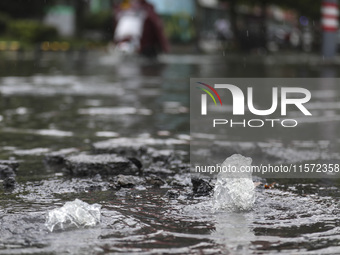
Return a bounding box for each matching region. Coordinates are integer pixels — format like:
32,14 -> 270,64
45,199 -> 101,232
213,154 -> 255,211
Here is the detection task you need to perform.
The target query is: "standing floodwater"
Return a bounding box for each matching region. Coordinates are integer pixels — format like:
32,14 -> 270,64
0,52 -> 339,254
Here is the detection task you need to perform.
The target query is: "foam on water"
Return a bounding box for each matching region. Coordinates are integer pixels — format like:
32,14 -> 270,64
213,154 -> 255,212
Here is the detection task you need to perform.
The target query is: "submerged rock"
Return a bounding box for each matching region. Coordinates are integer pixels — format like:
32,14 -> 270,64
143,166 -> 175,176
127,157 -> 143,170
0,160 -> 19,172
3,176 -> 16,188
192,178 -> 213,197
91,137 -> 189,177
45,148 -> 79,165
64,154 -> 138,176
109,174 -> 165,189
0,164 -> 15,178
213,154 -> 255,211
169,173 -> 192,187
145,175 -> 165,187
0,164 -> 17,188
92,137 -> 186,156
113,174 -> 143,188
45,199 -> 101,232
165,189 -> 180,199
148,149 -> 178,163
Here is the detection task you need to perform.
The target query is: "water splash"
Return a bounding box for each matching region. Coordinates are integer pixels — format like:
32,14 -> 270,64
45,199 -> 101,232
213,154 -> 255,211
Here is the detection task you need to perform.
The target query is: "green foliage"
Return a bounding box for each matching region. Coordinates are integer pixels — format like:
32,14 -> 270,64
84,11 -> 112,30
83,10 -> 113,41
8,20 -> 59,43
0,12 -> 10,34
162,14 -> 196,43
0,0 -> 56,19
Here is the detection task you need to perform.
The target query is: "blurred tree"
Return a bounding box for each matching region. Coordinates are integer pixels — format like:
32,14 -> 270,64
0,0 -> 56,19
0,13 -> 11,34
8,20 -> 58,43
83,10 -> 113,41
75,0 -> 87,38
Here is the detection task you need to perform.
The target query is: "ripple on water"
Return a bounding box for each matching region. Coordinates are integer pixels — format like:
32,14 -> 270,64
0,177 -> 339,254
182,184 -> 340,254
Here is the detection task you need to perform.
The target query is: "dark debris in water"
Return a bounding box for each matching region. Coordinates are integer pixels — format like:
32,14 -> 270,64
42,138 -> 189,179
165,189 -> 180,199
107,174 -> 166,190
64,154 -> 139,176
110,174 -> 143,188
191,178 -> 214,197
145,175 -> 166,187
0,161 -> 19,189
44,148 -> 79,166
38,138 -> 190,197
0,160 -> 20,172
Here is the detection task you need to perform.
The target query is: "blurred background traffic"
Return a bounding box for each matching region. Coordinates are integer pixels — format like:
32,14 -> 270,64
0,0 -> 333,56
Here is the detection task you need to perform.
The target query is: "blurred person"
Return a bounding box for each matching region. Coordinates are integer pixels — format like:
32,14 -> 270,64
301,27 -> 313,52
214,18 -> 233,41
112,0 -> 144,54
112,0 -> 169,57
289,26 -> 301,48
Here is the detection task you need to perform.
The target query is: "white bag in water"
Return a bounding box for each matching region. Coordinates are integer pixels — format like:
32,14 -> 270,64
213,154 -> 255,211
45,199 -> 101,232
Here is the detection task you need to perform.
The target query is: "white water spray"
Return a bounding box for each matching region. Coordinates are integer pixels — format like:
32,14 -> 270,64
213,154 -> 255,211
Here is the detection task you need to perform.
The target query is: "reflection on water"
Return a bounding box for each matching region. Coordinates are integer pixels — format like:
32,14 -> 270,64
0,52 -> 339,254
212,212 -> 255,254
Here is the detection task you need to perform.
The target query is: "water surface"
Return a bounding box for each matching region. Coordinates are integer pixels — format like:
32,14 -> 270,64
0,51 -> 339,254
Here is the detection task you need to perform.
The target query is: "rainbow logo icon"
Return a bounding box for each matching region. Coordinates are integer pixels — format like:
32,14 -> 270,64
196,82 -> 223,106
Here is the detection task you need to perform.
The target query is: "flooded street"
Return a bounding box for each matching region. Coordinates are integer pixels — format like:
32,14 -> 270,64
0,51 -> 340,254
